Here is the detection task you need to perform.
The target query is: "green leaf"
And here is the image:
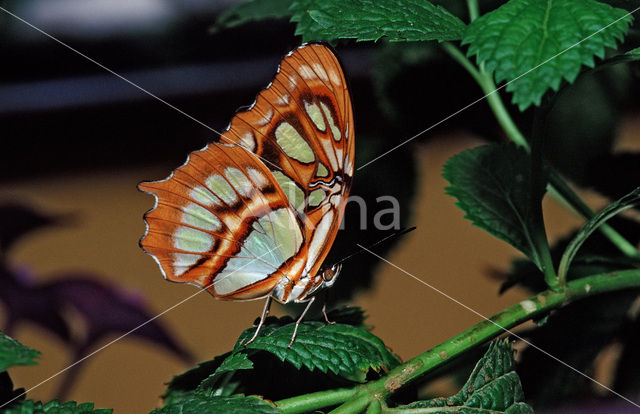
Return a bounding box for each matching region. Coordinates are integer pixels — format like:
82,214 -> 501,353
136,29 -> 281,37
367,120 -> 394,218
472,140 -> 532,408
151,393 -> 280,414
165,307 -> 369,401
628,46 -> 640,56
197,353 -> 253,392
5,399 -> 112,414
443,143 -> 549,270
211,0 -> 292,33
0,331 -> 40,372
162,353 -> 233,405
216,353 -> 254,373
398,340 -> 533,413
290,0 -> 466,43
236,321 -> 400,383
463,0 -> 633,110
558,187 -> 640,282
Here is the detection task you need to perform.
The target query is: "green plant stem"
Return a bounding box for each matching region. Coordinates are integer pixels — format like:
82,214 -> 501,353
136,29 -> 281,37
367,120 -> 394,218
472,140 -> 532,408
440,43 -> 527,147
466,0 -> 479,21
547,172 -> 640,259
440,43 -> 639,260
530,109 -> 558,290
276,269 -> 640,414
366,400 -> 382,414
276,387 -> 357,413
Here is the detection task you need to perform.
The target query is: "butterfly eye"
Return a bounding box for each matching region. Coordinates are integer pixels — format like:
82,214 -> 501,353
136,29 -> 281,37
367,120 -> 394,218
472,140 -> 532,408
321,263 -> 342,287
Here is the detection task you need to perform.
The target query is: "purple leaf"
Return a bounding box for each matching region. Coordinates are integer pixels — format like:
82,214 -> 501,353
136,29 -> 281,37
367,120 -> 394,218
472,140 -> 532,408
0,203 -> 72,255
42,274 -> 192,361
0,264 -> 71,342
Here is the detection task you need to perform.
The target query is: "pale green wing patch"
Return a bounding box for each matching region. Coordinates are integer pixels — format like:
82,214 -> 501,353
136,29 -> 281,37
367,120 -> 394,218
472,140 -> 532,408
274,122 -> 315,163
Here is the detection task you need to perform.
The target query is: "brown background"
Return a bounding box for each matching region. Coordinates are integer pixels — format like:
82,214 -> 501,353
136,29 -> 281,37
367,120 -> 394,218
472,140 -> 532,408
2,119 -> 639,412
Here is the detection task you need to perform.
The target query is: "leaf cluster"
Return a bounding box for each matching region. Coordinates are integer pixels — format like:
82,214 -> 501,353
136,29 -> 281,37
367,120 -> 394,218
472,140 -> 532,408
154,310 -> 534,413
159,307 -> 400,407
399,341 -> 532,414
209,0 -> 640,411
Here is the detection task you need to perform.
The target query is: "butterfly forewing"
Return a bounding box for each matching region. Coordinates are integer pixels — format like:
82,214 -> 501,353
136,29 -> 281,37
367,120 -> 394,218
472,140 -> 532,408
140,43 -> 354,303
220,43 -> 355,282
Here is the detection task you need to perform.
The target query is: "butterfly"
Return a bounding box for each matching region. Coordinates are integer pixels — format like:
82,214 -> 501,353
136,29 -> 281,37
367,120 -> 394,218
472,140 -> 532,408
139,43 -> 354,345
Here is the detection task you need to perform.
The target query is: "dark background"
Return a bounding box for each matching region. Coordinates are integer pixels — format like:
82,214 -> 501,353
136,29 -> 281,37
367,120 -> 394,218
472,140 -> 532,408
1,0 -> 639,412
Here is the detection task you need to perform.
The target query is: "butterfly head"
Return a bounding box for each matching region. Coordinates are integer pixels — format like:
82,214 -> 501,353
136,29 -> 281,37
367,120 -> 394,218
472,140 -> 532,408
320,263 -> 342,288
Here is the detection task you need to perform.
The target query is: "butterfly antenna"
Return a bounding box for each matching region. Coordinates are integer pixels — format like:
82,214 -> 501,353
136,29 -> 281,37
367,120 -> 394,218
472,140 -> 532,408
330,226 -> 416,267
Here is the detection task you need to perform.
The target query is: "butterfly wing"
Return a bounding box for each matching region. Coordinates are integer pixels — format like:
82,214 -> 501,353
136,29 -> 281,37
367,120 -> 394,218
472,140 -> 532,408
140,43 -> 354,303
219,43 -> 355,292
139,143 -> 304,300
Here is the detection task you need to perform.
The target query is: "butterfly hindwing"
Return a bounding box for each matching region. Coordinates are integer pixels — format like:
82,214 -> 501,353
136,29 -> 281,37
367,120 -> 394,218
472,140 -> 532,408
140,143 -> 304,300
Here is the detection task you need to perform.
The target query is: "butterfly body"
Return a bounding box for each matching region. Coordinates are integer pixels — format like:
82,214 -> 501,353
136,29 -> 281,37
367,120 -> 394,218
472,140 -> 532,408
139,43 -> 354,307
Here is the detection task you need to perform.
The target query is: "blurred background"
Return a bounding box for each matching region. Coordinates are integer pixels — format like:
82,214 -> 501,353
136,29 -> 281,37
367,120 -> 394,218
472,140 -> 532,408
1,0 -> 640,412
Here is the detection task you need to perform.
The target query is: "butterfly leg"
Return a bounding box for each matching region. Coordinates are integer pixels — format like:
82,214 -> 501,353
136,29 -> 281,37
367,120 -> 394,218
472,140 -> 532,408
244,296 -> 272,346
288,296 -> 315,348
321,301 -> 336,325
320,290 -> 336,324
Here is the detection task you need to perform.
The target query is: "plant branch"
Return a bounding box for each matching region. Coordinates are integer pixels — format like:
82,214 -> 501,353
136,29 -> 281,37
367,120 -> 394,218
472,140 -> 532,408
466,0 -> 480,22
558,187 -> 640,286
277,269 -> 640,413
547,172 -> 640,259
276,387 -> 358,413
440,43 -> 639,260
440,43 -> 527,147
530,108 -> 558,289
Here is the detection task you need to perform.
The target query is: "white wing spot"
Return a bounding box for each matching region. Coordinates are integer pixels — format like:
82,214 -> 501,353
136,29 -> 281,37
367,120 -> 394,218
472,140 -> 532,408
183,203 -> 221,231
312,63 -> 328,81
247,168 -> 269,189
206,175 -> 237,204
289,75 -> 297,89
276,94 -> 290,106
334,147 -> 344,168
344,154 -> 354,176
305,211 -> 335,273
174,227 -> 214,253
299,64 -> 315,80
172,253 -> 201,276
257,108 -> 273,126
289,278 -> 310,302
329,69 -> 341,86
239,131 -> 256,151
330,194 -> 342,208
225,167 -> 253,197
320,138 -> 339,171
